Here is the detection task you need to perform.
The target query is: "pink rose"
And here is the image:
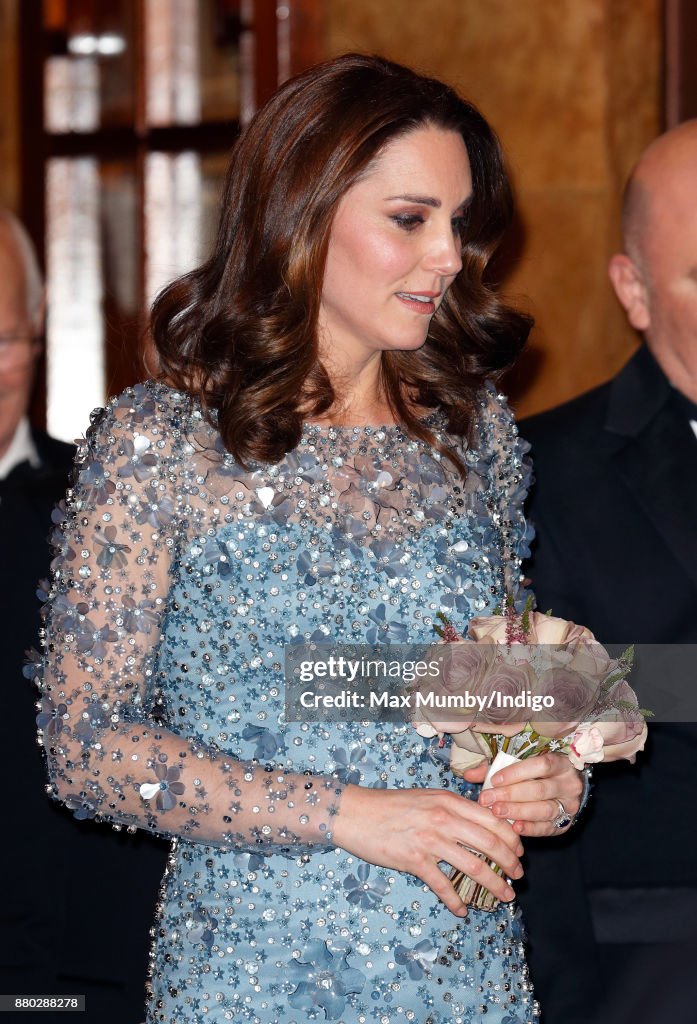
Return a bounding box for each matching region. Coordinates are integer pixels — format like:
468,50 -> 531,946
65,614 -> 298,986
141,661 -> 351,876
473,658 -> 534,730
552,637 -> 618,682
601,718 -> 648,763
529,665 -> 599,738
568,717 -> 648,769
439,641 -> 497,693
588,680 -> 648,763
412,642 -> 496,735
567,724 -> 606,769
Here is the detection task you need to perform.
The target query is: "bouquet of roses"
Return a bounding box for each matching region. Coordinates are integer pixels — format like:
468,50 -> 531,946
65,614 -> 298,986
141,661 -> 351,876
413,596 -> 649,909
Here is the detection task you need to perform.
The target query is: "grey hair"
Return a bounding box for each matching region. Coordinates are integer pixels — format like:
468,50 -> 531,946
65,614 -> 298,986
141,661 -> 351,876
0,209 -> 44,329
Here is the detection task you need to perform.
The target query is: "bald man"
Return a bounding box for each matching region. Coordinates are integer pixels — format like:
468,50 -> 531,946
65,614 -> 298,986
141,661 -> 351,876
0,211 -> 167,1022
518,122 -> 697,1024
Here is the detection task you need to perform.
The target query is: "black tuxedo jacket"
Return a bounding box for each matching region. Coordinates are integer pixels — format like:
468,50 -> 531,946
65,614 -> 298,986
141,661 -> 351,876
1,430 -> 168,1023
517,346 -> 697,1023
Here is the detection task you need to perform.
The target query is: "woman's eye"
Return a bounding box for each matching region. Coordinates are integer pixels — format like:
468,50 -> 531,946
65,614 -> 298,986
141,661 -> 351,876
391,214 -> 424,231
451,215 -> 468,237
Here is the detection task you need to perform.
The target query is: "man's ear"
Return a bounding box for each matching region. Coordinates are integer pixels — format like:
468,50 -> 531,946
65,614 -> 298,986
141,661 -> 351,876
608,253 -> 650,332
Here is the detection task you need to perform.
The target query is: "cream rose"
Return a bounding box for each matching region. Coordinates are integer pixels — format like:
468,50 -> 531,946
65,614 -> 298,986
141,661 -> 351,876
449,729 -> 492,775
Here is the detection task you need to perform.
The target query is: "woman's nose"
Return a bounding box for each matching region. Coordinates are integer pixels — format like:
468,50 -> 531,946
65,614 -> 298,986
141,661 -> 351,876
422,226 -> 463,277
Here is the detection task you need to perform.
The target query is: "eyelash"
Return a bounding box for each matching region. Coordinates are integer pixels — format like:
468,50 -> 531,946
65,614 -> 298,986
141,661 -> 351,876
390,213 -> 468,236
391,214 -> 424,231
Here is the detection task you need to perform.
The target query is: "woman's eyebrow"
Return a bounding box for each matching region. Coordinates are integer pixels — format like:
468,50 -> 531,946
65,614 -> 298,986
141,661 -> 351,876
385,193 -> 474,211
385,194 -> 441,207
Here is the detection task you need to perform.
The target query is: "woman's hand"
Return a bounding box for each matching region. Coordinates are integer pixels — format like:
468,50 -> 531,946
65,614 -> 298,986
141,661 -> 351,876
464,753 -> 583,837
331,785 -> 524,916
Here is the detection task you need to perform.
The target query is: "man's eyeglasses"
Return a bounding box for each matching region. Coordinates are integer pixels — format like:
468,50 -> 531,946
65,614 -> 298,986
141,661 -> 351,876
0,333 -> 38,368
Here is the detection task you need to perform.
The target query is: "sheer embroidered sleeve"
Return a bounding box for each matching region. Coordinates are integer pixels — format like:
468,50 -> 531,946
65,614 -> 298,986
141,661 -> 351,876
33,384 -> 343,850
480,383 -> 535,608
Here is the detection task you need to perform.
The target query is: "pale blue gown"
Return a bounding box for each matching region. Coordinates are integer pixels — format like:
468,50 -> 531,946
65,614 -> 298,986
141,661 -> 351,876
35,380 -> 538,1024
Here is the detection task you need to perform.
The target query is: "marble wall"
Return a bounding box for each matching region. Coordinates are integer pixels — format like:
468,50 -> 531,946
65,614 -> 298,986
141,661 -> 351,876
326,0 -> 662,414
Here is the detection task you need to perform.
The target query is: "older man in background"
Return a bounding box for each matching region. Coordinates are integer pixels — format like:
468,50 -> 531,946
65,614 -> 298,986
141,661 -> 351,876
519,121 -> 697,1023
0,211 -> 167,1022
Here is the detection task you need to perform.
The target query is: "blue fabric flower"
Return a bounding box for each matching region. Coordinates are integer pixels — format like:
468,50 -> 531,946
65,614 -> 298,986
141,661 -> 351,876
79,460 -> 116,505
139,759 -> 186,812
343,863 -> 389,909
64,791 -> 99,821
366,604 -> 408,644
287,940 -> 365,1020
133,493 -> 175,529
241,724 -> 286,759
330,745 -> 374,785
120,595 -> 160,635
187,906 -> 219,950
297,549 -> 335,586
116,433 -> 158,482
36,698 -> 68,737
394,939 -> 439,980
94,525 -> 132,569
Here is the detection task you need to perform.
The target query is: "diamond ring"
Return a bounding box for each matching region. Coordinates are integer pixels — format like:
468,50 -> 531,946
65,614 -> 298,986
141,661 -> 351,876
552,798 -> 572,829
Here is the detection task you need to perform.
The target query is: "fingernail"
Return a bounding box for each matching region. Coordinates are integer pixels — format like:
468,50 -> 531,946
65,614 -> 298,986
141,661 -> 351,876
504,886 -> 515,900
492,773 -> 503,785
514,866 -> 524,879
494,805 -> 507,817
480,792 -> 494,805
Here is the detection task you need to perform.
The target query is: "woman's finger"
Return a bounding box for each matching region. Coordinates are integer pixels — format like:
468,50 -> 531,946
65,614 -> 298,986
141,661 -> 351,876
512,817 -> 572,838
487,798 -> 564,823
442,842 -> 518,903
481,776 -> 581,810
462,763 -> 488,784
450,820 -> 524,878
417,860 -> 470,917
486,751 -> 558,787
450,796 -> 525,857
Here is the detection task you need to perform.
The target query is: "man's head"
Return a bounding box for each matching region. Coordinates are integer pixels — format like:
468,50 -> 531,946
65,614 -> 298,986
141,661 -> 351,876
608,120 -> 697,399
0,211 -> 44,459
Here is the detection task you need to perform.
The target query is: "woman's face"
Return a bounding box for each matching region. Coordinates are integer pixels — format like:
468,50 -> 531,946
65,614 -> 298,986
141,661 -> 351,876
318,124 -> 472,369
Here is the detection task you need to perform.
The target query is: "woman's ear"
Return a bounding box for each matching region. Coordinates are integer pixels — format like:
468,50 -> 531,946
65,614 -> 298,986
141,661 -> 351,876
608,253 -> 650,332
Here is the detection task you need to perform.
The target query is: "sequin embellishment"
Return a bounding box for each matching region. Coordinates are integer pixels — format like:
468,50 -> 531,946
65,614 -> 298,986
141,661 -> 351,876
34,381 -> 537,1023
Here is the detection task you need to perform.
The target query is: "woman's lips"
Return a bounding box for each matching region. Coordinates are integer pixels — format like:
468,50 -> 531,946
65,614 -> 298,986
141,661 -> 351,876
395,291 -> 439,314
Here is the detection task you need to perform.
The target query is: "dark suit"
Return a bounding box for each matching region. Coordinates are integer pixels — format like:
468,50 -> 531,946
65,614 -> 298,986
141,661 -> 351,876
1,429 -> 168,1023
517,345 -> 697,1024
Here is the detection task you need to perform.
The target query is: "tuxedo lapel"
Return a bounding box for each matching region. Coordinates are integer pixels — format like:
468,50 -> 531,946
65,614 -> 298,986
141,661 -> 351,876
605,346 -> 697,592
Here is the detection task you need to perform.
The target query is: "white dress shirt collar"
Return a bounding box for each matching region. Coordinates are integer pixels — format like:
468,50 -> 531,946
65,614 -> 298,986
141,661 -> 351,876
0,417 -> 40,479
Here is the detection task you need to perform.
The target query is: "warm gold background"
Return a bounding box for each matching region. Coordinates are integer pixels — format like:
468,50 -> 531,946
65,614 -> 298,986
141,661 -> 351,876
326,0 -> 662,415
0,0 -> 662,416
0,0 -> 19,214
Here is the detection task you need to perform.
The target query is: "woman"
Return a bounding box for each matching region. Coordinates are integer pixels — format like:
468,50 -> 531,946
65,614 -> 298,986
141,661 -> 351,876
36,55 -> 583,1023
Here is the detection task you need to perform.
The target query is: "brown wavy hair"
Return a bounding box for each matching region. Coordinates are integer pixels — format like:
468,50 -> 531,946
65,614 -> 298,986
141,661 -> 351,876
150,53 -> 532,467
